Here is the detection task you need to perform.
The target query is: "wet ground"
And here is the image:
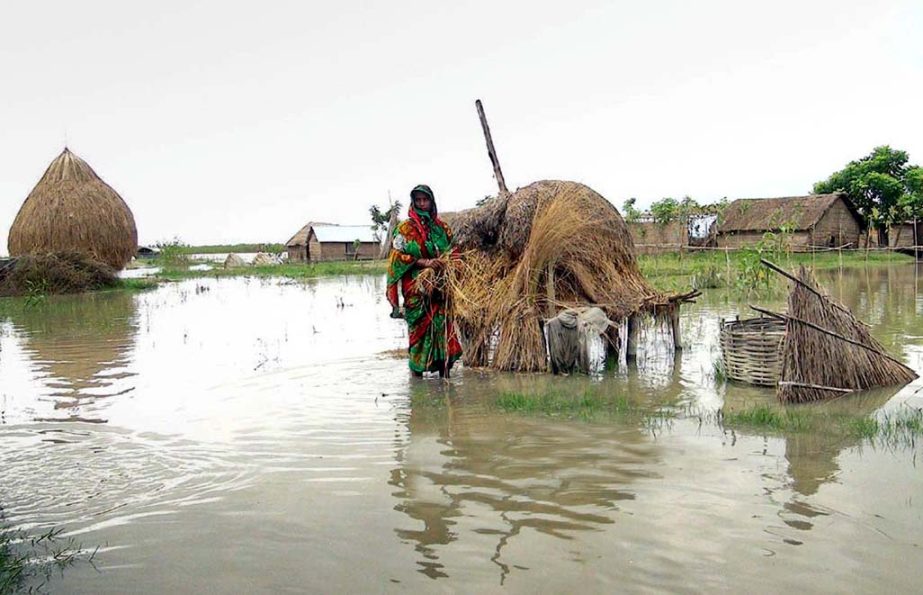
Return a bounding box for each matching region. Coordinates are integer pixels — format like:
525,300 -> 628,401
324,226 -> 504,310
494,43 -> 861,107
1,266 -> 922,592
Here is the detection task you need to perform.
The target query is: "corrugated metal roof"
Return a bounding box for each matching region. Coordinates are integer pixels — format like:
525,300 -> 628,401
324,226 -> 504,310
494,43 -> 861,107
312,225 -> 378,243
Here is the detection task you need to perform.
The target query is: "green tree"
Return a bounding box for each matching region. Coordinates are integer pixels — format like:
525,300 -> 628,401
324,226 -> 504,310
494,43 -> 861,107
621,197 -> 642,222
813,146 -> 917,238
369,199 -> 402,240
650,197 -> 680,225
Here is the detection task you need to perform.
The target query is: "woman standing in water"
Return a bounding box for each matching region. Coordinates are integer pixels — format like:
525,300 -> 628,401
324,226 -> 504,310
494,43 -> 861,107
386,184 -> 462,377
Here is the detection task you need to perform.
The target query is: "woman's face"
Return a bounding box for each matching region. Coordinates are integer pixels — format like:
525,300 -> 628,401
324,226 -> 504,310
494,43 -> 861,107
413,192 -> 432,212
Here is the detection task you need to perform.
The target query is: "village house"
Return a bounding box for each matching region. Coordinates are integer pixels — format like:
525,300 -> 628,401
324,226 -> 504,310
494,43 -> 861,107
884,221 -> 922,249
285,223 -> 381,262
716,193 -> 862,250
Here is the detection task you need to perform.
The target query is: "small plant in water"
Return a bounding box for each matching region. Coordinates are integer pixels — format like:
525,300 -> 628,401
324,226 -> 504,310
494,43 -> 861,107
0,512 -> 91,594
22,279 -> 49,308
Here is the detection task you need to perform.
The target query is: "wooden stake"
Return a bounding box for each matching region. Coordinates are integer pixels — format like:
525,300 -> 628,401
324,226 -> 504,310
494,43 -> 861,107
544,262 -> 556,318
626,315 -> 640,359
670,309 -> 682,350
476,99 -> 509,196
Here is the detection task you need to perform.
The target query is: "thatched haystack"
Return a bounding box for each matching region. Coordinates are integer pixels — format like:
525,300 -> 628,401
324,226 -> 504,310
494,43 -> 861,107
446,180 -> 681,372
8,148 -> 138,269
0,252 -> 119,297
773,267 -> 917,403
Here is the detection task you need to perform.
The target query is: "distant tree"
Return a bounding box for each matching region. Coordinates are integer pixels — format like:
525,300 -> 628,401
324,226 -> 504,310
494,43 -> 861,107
475,195 -> 494,207
621,198 -> 642,222
650,197 -> 680,225
814,146 -> 919,238
369,198 -> 402,241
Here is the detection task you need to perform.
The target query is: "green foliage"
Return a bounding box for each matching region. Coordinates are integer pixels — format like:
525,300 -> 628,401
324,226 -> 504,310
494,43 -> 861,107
814,146 -> 920,230
475,195 -> 494,207
155,238 -> 191,267
369,198 -> 403,239
176,243 -> 285,255
650,197 -> 680,224
622,198 -> 642,223
721,405 -> 814,432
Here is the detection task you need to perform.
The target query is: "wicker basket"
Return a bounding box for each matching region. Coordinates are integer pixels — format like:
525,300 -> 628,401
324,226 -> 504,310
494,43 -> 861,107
719,316 -> 785,386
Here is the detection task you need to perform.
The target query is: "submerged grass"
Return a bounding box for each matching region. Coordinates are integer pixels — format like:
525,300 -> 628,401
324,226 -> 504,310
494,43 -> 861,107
639,250 -> 911,292
489,388 -> 922,448
155,260 -> 387,281
0,512 -> 90,593
722,404 -> 923,448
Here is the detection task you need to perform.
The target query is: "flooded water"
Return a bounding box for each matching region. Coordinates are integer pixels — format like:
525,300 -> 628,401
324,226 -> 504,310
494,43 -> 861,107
1,266 -> 922,592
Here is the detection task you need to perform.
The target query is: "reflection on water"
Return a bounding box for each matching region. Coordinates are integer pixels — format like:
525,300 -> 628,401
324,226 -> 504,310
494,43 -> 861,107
392,381 -> 659,582
0,265 -> 921,592
0,292 -> 138,422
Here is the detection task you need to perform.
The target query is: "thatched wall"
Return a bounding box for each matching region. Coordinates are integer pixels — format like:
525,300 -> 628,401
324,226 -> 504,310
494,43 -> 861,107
8,149 -> 138,269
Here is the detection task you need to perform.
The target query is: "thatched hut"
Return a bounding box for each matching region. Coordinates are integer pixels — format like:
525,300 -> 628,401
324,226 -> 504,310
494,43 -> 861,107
717,193 -> 861,251
8,148 -> 138,269
445,180 -> 690,372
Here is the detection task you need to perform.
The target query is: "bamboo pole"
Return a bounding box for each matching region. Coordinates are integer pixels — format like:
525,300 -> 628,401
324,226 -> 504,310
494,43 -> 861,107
748,304 -> 913,370
777,381 -> 852,394
475,99 -> 509,197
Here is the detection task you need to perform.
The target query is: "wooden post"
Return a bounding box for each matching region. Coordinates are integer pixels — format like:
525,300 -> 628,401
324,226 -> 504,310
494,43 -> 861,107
544,262 -> 556,318
626,315 -> 640,359
476,99 -> 509,196
671,309 -> 682,350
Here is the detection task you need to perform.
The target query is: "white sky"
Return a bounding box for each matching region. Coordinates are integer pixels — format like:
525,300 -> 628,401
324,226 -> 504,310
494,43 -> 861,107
1,0 -> 921,251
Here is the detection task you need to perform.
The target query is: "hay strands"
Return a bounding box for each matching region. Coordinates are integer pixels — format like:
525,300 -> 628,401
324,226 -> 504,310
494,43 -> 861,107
758,260 -> 918,403
749,304 -> 911,370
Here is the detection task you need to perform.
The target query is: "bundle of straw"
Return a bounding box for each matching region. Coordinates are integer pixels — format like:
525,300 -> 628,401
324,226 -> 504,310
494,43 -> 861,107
444,180 -> 670,372
775,267 -> 917,403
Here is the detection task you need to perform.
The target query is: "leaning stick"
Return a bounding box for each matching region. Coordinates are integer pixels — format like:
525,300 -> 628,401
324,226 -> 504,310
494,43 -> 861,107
777,381 -> 853,394
476,99 -> 509,197
759,258 -> 866,323
748,304 -> 913,371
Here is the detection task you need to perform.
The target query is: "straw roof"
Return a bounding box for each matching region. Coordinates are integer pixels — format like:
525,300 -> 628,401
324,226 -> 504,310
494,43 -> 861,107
719,193 -> 858,233
443,180 -> 677,372
8,148 -> 138,269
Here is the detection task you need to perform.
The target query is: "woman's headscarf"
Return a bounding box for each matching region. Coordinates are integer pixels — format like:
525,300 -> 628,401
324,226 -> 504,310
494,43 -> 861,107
407,184 -> 448,255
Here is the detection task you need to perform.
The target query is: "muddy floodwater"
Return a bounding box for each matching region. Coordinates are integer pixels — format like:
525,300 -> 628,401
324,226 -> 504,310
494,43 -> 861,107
1,266 -> 922,592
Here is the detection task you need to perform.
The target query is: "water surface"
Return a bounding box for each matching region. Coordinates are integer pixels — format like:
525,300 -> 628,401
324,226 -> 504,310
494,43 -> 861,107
1,266 -> 921,592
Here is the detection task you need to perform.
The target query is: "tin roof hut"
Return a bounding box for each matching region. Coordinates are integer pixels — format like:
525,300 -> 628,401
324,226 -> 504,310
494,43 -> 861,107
446,180 -> 693,372
8,148 -> 138,269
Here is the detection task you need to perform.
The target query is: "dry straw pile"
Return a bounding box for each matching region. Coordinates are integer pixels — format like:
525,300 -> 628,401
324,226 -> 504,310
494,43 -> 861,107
776,267 -> 917,403
0,252 -> 119,297
436,180 -> 674,372
8,148 -> 138,269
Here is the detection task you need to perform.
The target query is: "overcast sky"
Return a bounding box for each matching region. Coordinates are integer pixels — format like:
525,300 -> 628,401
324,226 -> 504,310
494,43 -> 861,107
1,0 -> 921,251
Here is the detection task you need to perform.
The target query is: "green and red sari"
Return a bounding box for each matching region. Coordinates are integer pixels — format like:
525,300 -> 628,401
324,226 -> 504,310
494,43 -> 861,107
387,206 -> 463,374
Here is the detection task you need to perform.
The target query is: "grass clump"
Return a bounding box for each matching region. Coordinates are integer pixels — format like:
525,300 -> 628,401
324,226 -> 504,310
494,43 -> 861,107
0,512 -> 90,593
494,390 -> 639,421
721,405 -> 814,432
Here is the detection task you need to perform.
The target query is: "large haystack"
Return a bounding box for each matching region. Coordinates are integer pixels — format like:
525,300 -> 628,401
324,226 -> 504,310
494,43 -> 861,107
775,267 -> 917,403
446,180 -> 675,372
8,148 -> 138,269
